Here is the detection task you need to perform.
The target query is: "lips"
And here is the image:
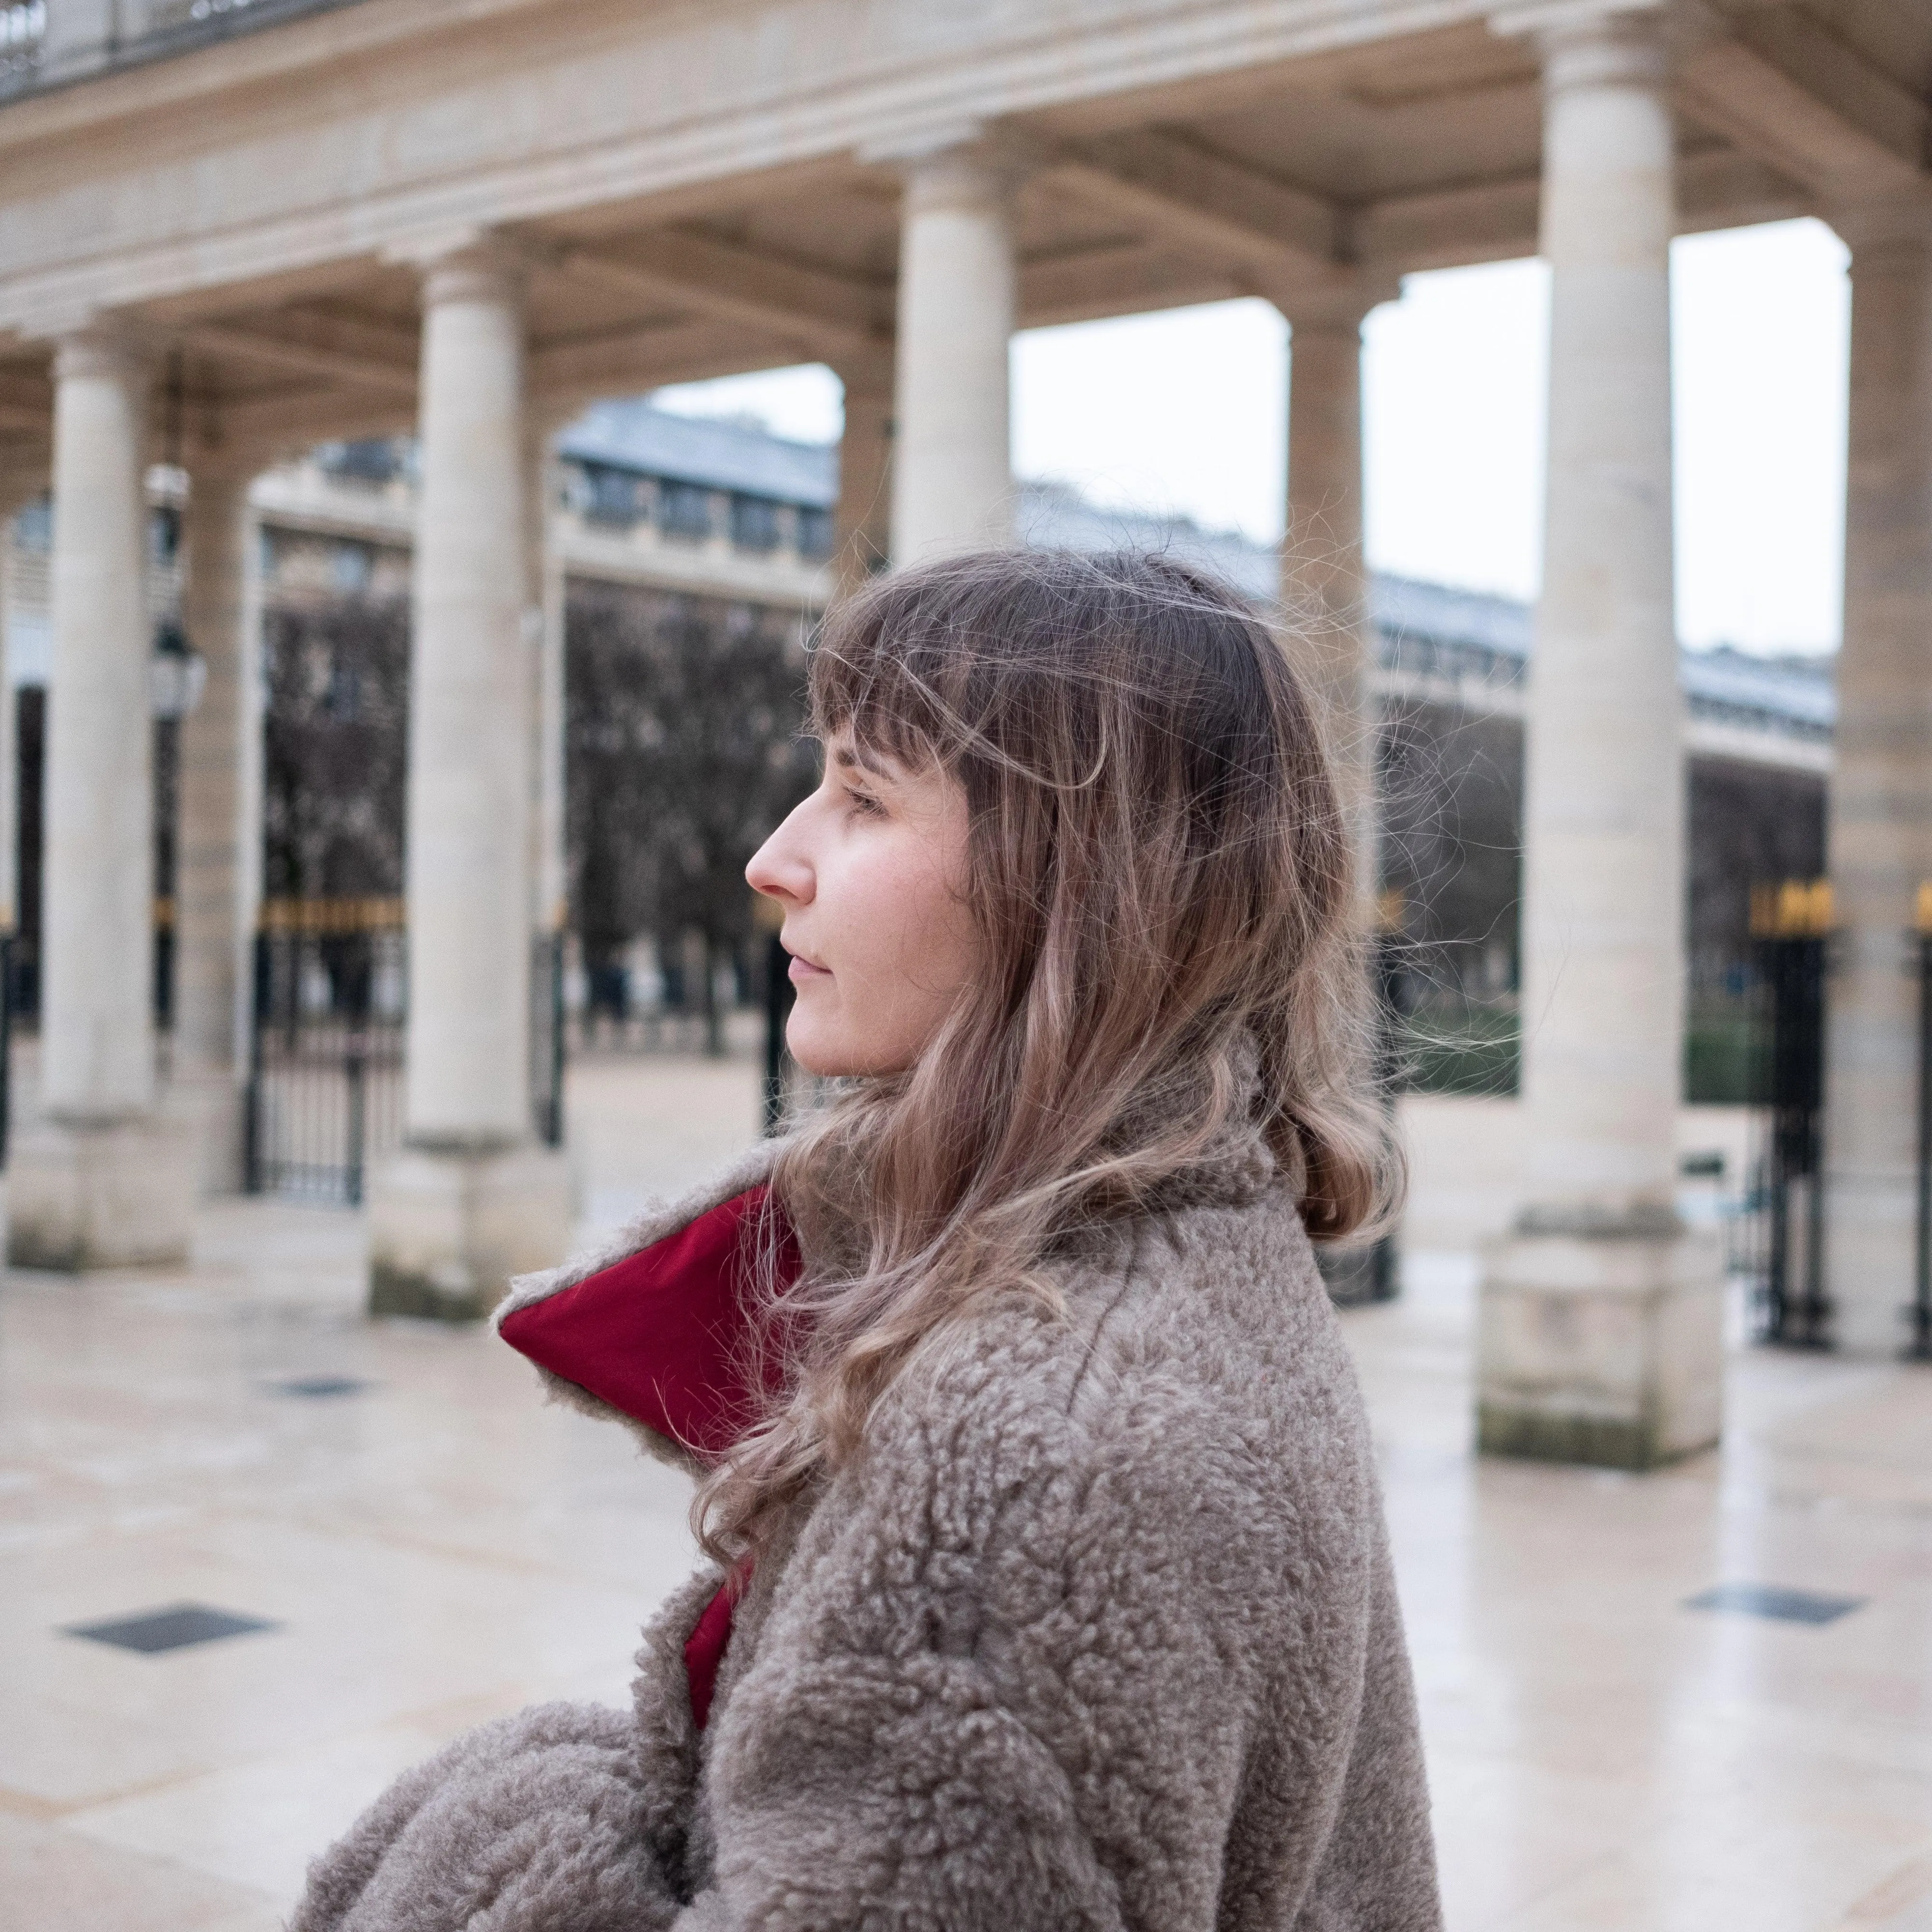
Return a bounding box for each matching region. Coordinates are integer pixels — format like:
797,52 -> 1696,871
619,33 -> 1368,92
786,950 -> 831,981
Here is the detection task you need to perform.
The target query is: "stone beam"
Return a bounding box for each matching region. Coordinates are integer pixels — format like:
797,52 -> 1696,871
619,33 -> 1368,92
1355,149 -> 1808,273
1356,173 -> 1542,271
0,371 -> 53,429
1018,242 -> 1245,328
1676,148 -> 1812,233
553,230 -> 892,364
219,384 -> 415,458
1676,5 -> 1930,199
1048,129 -> 1341,277
529,319 -> 822,413
179,320 -> 417,396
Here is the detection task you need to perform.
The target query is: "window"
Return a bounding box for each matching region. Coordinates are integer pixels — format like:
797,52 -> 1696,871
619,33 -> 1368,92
582,464 -> 642,528
321,440 -> 403,487
796,507 -> 834,562
13,496 -> 50,553
658,481 -> 714,540
151,506 -> 182,568
331,543 -> 373,594
730,495 -> 781,553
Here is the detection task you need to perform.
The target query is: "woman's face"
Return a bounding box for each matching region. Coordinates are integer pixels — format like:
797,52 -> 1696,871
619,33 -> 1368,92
746,732 -> 980,1077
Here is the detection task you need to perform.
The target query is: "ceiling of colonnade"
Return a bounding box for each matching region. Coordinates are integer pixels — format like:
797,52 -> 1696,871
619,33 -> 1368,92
0,0 -> 1925,490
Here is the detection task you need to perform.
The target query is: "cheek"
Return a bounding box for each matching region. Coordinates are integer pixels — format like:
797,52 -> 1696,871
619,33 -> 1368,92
825,842 -> 978,1016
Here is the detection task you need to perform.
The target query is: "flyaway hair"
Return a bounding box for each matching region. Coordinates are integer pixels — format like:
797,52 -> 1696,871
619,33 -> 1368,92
696,547 -> 1400,1561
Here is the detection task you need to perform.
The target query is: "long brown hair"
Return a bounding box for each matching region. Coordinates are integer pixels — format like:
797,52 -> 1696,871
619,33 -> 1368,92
697,548 -> 1398,1561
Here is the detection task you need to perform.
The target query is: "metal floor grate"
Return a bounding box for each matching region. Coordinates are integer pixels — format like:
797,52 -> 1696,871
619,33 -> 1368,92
264,1375 -> 371,1398
1683,1584 -> 1866,1626
63,1604 -> 281,1654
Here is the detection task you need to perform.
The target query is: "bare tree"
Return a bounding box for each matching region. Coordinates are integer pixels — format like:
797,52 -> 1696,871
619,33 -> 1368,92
261,597 -> 412,901
567,582 -> 814,1052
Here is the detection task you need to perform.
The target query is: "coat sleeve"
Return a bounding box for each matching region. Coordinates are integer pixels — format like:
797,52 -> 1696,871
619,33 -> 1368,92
287,1700 -> 682,1932
668,1336 -> 1324,1932
289,1567 -> 726,1932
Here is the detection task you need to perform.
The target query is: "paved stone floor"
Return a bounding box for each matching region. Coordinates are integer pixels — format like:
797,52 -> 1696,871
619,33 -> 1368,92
3,1051 -> 1930,1931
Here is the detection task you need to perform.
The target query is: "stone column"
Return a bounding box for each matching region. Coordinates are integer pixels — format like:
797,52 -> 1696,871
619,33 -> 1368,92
1281,284 -> 1392,914
889,148 -> 1017,562
367,244 -> 570,1319
1476,8 -> 1723,1468
1278,282 -> 1394,1303
169,464 -> 259,1194
1820,211 -> 1932,1356
9,328 -> 195,1268
524,422 -> 568,943
524,420 -> 568,1150
833,366 -> 894,596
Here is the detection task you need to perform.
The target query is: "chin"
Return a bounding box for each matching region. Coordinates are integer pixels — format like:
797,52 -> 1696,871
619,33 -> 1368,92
784,1021 -> 852,1080
786,1025 -> 903,1081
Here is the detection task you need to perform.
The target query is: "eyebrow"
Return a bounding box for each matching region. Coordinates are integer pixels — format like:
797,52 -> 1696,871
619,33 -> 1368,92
831,743 -> 893,780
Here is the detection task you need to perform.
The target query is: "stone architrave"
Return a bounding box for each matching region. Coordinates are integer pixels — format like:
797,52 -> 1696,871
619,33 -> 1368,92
833,368 -> 894,597
1820,208 -> 1932,1356
170,465 -> 260,1195
366,243 -> 570,1320
9,327 -> 196,1268
1476,6 -> 1724,1468
888,146 -> 1017,562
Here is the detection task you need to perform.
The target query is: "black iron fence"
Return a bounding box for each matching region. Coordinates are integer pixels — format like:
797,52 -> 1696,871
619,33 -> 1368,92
244,898 -> 407,1206
1747,880 -> 1831,1347
1914,891 -> 1932,1362
532,927 -> 566,1151
243,901 -> 565,1208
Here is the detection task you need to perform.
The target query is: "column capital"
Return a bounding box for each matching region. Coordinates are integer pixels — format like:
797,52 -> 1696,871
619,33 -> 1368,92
1490,0 -> 1667,81
385,229 -> 531,306
52,321 -> 155,387
828,353 -> 896,402
1280,276 -> 1403,334
863,127 -> 1027,211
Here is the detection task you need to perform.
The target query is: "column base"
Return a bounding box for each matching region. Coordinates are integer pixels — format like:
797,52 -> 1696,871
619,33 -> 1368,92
367,1141 -> 572,1322
164,1072 -> 247,1197
1477,1222 -> 1725,1470
6,1115 -> 198,1270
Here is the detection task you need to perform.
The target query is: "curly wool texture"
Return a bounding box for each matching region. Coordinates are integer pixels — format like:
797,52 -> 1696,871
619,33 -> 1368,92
297,1148 -> 1443,1932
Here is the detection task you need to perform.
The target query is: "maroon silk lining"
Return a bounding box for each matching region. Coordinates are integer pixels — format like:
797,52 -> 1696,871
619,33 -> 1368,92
498,1185 -> 799,1728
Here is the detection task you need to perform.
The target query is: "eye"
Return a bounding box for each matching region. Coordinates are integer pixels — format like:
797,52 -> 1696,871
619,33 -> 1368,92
844,783 -> 884,817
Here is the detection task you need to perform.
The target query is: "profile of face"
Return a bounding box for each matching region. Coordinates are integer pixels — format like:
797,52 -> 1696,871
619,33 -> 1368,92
745,733 -> 981,1078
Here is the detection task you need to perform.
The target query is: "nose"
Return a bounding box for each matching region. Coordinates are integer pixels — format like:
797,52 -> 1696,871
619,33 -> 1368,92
746,797 -> 815,906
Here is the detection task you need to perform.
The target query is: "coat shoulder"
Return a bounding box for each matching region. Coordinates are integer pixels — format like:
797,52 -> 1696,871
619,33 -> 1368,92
858,1183 -> 1378,1585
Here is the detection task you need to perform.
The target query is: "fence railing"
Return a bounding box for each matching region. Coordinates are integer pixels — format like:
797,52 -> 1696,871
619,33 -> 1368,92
244,901 -> 407,1207
243,901 -> 563,1207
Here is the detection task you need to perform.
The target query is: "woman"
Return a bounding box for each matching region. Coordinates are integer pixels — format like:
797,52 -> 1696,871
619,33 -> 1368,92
295,549 -> 1442,1932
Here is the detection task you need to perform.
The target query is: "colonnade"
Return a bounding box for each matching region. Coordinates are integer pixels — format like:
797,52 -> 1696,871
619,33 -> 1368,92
5,8 -> 1920,1414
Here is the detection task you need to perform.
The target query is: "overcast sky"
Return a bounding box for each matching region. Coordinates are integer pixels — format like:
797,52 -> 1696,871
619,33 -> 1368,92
653,216 -> 1850,657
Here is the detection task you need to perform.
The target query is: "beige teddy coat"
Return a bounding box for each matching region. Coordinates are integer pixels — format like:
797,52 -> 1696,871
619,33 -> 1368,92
292,1132 -> 1442,1931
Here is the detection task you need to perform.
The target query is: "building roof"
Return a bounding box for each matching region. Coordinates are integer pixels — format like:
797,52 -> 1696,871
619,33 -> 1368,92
557,398 -> 838,509
1367,569 -> 1834,739
1016,480 -> 1281,603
